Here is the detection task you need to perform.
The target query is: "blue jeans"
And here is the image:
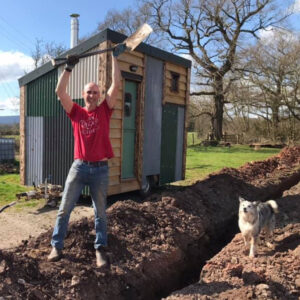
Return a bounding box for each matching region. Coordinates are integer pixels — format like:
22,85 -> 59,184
51,159 -> 109,250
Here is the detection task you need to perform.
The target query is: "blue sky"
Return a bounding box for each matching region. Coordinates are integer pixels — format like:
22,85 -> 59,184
0,0 -> 137,116
1,0 -> 300,116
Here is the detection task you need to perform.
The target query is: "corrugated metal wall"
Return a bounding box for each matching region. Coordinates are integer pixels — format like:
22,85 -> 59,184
58,47 -> 99,99
25,117 -> 43,185
142,57 -> 163,185
175,106 -> 185,181
160,104 -> 185,184
44,112 -> 74,186
26,70 -> 60,117
25,53 -> 99,188
160,104 -> 178,185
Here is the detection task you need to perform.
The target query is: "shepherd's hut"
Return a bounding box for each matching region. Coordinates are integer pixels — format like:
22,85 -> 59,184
18,26 -> 191,196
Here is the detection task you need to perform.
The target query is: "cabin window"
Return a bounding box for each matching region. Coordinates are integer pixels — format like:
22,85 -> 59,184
124,92 -> 132,117
170,71 -> 180,93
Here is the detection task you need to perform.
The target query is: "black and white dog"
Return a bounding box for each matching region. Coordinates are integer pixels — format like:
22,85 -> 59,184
238,197 -> 278,258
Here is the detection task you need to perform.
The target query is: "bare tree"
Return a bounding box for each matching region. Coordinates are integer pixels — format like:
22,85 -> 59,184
189,95 -> 215,134
31,39 -> 66,68
240,30 -> 300,141
142,0 -> 293,140
95,4 -> 165,47
31,38 -> 43,69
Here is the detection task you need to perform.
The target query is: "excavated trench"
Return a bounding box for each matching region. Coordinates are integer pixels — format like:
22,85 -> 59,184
1,147 -> 300,299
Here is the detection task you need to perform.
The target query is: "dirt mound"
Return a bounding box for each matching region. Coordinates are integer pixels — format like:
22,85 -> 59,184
165,186 -> 300,300
0,147 -> 300,299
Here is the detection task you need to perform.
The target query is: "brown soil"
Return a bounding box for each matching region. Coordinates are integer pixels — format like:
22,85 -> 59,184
165,183 -> 300,300
0,147 -> 300,300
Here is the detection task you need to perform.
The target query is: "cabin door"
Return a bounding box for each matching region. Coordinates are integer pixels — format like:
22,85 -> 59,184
121,80 -> 137,179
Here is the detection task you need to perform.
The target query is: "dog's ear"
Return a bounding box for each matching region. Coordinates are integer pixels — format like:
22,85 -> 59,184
239,196 -> 244,203
252,201 -> 258,206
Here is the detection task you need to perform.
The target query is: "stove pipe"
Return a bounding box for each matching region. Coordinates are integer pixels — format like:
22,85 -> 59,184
70,13 -> 80,48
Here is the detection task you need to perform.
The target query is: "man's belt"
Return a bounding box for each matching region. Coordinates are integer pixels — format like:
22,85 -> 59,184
80,160 -> 108,167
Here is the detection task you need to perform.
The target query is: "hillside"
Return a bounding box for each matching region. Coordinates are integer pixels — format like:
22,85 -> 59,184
0,116 -> 19,125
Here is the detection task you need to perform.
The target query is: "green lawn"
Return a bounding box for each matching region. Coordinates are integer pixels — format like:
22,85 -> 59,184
185,144 -> 280,182
0,174 -> 35,209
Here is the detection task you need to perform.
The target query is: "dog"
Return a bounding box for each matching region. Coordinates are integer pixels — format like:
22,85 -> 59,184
238,196 -> 278,258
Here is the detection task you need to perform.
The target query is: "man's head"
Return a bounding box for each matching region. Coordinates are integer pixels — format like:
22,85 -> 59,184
82,82 -> 100,111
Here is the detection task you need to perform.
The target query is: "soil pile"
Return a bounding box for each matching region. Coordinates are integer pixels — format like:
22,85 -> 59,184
0,147 -> 300,299
165,183 -> 300,300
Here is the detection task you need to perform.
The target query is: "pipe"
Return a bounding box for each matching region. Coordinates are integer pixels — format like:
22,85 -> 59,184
70,13 -> 80,48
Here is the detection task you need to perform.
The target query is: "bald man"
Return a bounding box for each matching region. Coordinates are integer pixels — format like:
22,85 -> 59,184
48,45 -> 124,267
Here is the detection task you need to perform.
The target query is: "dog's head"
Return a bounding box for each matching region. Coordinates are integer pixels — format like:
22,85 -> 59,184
239,197 -> 258,216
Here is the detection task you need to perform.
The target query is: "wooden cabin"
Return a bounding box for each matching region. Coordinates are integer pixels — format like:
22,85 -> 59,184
18,28 -> 191,196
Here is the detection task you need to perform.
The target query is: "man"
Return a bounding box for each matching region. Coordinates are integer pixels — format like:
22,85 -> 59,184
48,44 -> 126,267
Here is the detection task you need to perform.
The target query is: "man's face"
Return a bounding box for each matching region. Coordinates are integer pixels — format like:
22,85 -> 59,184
82,83 -> 100,109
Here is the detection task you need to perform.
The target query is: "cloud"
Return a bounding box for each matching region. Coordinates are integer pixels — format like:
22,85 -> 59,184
258,26 -> 275,41
291,0 -> 300,13
258,26 -> 296,44
0,51 -> 34,83
0,97 -> 20,113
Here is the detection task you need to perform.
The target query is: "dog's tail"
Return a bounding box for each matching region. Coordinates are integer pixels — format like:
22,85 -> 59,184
267,200 -> 279,213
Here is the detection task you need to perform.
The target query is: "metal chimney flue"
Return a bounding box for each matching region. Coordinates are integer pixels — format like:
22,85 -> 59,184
70,13 -> 80,48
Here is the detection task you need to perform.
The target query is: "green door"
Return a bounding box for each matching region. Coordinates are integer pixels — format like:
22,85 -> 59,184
160,104 -> 178,184
122,80 -> 137,179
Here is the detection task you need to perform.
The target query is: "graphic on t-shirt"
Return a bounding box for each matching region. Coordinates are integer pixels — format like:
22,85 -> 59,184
79,115 -> 99,136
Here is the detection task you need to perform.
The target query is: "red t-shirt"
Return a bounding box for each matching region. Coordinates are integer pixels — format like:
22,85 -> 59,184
67,100 -> 114,161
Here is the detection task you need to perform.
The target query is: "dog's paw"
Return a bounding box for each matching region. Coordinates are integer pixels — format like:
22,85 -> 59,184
266,242 -> 274,249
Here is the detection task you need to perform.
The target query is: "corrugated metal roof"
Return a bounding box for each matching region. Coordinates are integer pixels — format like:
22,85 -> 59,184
18,28 -> 191,87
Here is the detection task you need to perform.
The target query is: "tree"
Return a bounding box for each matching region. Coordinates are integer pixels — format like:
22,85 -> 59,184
31,39 -> 66,68
239,30 -> 300,141
95,4 -> 165,47
142,0 -> 292,140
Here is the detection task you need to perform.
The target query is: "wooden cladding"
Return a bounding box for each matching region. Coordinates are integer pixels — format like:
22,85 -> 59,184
107,53 -> 189,194
163,62 -> 188,106
107,48 -> 145,193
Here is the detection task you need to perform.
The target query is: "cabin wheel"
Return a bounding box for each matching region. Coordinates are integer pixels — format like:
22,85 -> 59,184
140,176 -> 156,198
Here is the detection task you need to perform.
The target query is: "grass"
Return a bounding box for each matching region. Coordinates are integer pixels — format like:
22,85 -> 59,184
1,135 -> 19,141
185,144 -> 280,183
0,174 -> 35,210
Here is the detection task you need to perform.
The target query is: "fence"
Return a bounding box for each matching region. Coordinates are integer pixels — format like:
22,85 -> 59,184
188,132 -> 202,146
0,138 -> 15,161
222,133 -> 243,144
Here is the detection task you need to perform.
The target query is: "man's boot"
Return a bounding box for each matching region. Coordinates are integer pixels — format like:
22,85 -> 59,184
96,249 -> 107,268
48,247 -> 62,262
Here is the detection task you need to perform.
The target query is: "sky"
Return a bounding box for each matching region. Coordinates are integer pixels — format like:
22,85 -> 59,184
1,0 -> 300,116
0,0 -> 137,116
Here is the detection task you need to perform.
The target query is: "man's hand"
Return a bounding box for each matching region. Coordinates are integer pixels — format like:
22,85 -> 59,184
65,54 -> 80,72
113,43 -> 127,57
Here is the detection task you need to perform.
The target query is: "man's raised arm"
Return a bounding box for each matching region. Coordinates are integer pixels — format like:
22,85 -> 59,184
56,55 -> 79,114
106,44 -> 126,109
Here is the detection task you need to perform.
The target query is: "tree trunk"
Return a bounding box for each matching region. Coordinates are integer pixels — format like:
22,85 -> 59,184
271,103 -> 280,142
212,77 -> 224,141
